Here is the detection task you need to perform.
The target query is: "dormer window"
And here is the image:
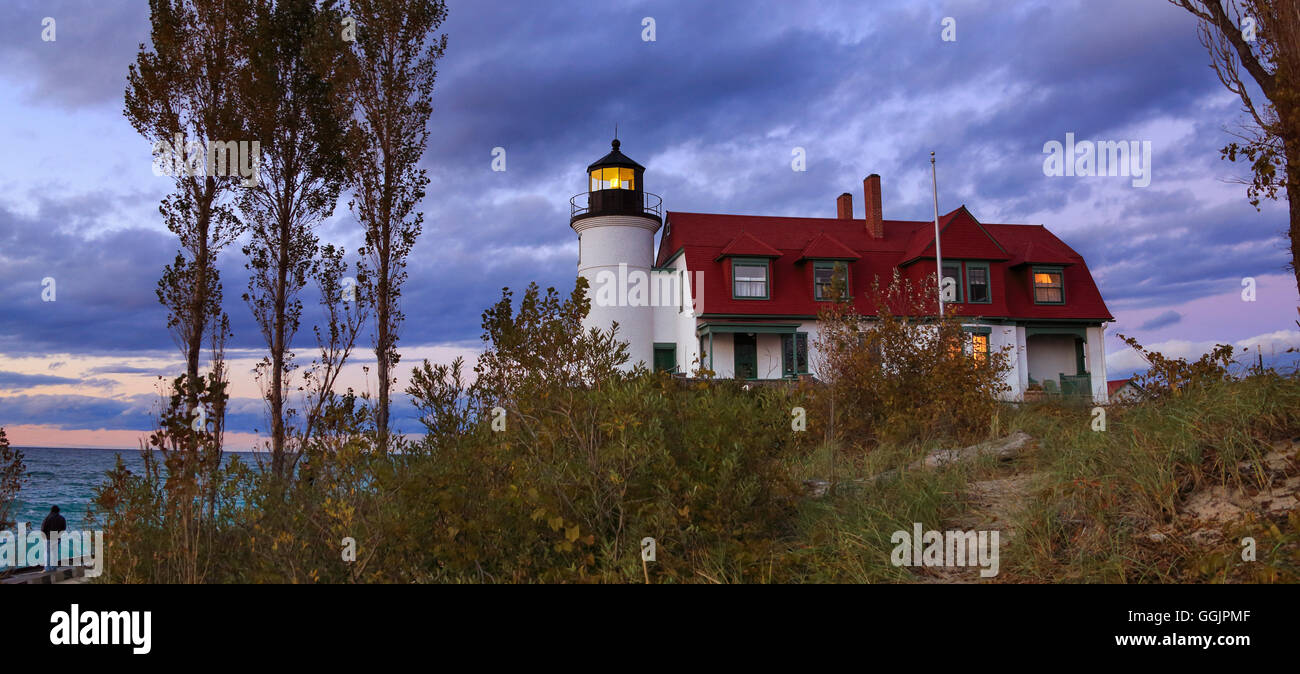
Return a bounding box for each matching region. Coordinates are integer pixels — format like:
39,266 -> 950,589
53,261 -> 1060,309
732,258 -> 769,299
813,261 -> 850,301
940,261 -> 993,304
965,262 -> 991,304
1032,267 -> 1065,304
941,262 -> 963,303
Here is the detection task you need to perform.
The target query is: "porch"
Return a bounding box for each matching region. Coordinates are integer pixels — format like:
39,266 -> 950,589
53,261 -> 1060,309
1022,326 -> 1098,399
696,322 -> 810,380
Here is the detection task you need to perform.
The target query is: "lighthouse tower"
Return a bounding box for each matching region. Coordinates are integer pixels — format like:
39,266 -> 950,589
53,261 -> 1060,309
570,139 -> 663,369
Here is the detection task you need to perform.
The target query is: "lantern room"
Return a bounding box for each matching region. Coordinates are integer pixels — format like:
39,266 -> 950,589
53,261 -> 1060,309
587,139 -> 642,191
590,166 -> 635,191
571,139 -> 662,224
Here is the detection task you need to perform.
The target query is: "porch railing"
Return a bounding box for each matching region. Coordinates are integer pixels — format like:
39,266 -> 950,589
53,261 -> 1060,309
1030,373 -> 1092,399
1059,374 -> 1091,397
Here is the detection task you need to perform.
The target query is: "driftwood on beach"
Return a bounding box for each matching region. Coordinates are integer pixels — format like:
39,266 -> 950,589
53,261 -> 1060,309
905,431 -> 1034,471
803,431 -> 1034,497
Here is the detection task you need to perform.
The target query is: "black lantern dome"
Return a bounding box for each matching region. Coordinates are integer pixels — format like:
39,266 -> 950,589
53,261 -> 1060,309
587,138 -> 644,189
571,139 -> 662,224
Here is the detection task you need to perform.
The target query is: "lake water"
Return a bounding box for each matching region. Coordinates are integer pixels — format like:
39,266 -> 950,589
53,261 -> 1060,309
7,447 -> 149,530
4,447 -> 264,572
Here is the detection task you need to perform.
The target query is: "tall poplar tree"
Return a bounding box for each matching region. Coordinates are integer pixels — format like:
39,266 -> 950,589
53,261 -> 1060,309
124,0 -> 251,421
239,0 -> 353,478
345,0 -> 448,452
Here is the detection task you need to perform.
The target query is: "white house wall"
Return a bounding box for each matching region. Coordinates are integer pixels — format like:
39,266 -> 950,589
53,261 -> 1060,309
1086,325 -> 1108,403
755,333 -> 784,379
650,259 -> 702,374
989,324 -> 1022,400
1015,326 -> 1030,396
709,333 -> 735,377
678,262 -> 703,372
650,270 -> 676,341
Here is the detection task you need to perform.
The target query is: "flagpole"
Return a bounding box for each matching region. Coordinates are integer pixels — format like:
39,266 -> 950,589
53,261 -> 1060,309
931,151 -> 944,318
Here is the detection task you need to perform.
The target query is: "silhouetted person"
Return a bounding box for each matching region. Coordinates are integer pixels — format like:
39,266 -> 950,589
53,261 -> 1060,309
41,506 -> 66,571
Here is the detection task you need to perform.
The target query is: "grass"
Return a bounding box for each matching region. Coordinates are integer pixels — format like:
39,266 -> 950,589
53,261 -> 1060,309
771,372 -> 1300,583
773,437 -> 975,582
85,370 -> 1300,583
1003,373 -> 1299,582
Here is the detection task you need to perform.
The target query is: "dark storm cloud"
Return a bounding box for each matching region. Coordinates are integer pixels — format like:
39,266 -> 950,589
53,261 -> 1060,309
81,364 -> 181,376
0,370 -> 111,390
0,198 -> 175,356
0,0 -> 148,108
1140,310 -> 1182,331
0,0 -> 1291,361
0,393 -> 153,431
0,391 -> 421,436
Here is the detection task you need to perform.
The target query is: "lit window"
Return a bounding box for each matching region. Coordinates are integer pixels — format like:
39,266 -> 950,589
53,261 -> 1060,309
971,333 -> 989,363
732,259 -> 769,299
1032,268 -> 1064,304
589,167 -> 635,191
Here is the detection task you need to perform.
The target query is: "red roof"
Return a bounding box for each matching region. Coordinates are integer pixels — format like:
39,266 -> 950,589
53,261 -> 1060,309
798,231 -> 861,261
714,230 -> 783,261
899,207 -> 1009,264
656,206 -> 1112,321
1006,239 -> 1077,267
1107,379 -> 1135,396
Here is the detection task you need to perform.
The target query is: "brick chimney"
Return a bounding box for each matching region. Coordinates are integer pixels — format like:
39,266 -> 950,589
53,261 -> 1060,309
864,174 -> 884,239
836,192 -> 853,219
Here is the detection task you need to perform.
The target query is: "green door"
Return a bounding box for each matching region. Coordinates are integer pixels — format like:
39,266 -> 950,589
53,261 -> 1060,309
734,333 -> 757,379
653,344 -> 676,373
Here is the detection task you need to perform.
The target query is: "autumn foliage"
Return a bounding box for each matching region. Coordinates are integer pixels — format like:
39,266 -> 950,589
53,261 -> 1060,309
813,272 -> 1013,449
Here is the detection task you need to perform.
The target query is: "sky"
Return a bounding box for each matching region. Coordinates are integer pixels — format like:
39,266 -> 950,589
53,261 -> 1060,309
1,0 -> 1298,449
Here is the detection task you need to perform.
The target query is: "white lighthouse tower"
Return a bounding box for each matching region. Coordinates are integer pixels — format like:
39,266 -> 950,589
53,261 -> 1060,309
570,139 -> 663,369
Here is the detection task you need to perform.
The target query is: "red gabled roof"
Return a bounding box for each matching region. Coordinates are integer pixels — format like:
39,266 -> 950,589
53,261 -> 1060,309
1107,378 -> 1136,396
899,210 -> 958,263
714,230 -> 783,261
798,231 -> 861,262
655,207 -> 1112,322
1007,239 -> 1077,267
899,206 -> 1009,264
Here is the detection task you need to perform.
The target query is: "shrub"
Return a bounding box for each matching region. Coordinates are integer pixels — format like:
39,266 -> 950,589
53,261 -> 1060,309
399,280 -> 806,582
1115,333 -> 1235,399
814,271 -> 1012,450
92,278 -> 809,583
